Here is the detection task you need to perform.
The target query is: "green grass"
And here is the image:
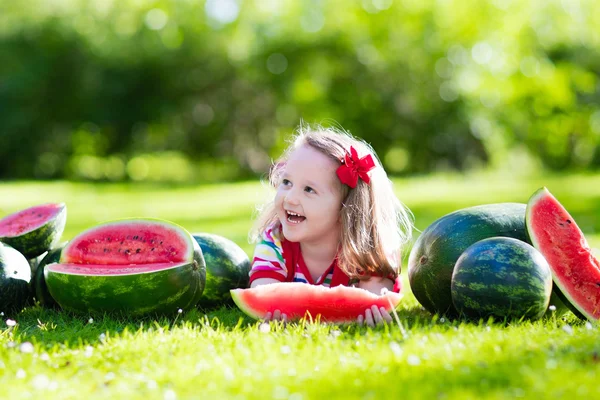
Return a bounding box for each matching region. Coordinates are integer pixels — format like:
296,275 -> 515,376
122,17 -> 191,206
1,171 -> 600,399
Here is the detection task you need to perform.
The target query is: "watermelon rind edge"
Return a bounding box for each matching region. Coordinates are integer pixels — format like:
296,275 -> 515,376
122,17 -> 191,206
230,288 -> 263,320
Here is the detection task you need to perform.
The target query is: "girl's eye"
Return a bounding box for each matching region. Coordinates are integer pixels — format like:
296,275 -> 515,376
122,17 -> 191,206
281,179 -> 291,186
304,186 -> 315,194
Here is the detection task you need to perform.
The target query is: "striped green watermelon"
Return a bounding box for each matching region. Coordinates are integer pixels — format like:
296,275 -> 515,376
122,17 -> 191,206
31,243 -> 65,308
408,203 -> 530,316
451,237 -> 552,321
0,203 -> 67,259
0,242 -> 32,315
45,219 -> 206,316
526,187 -> 600,321
192,233 -> 250,309
231,282 -> 402,323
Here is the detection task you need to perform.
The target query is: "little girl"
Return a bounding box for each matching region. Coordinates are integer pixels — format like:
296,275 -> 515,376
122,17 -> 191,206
249,124 -> 413,326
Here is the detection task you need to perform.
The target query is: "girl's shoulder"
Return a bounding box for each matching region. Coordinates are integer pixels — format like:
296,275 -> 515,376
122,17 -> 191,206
259,222 -> 284,247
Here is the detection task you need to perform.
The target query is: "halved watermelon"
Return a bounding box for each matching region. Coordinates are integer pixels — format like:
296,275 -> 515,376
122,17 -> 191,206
45,219 -> 206,316
231,282 -> 402,323
526,187 -> 600,320
0,203 -> 67,258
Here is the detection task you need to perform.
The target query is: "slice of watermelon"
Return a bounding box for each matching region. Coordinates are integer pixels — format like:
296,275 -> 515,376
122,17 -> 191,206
0,203 -> 67,259
231,282 -> 402,323
526,187 -> 600,320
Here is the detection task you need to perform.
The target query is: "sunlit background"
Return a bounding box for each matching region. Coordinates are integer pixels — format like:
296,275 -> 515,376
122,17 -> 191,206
1,0 -> 599,183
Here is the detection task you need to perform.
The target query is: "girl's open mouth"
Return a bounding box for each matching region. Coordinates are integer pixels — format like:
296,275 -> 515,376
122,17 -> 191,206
286,211 -> 306,224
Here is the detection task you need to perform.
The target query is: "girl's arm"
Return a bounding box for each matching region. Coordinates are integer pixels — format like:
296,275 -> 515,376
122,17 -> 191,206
250,277 -> 282,288
356,276 -> 394,295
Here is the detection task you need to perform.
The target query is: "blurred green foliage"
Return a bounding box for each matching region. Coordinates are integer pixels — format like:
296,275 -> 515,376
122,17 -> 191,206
1,0 -> 599,182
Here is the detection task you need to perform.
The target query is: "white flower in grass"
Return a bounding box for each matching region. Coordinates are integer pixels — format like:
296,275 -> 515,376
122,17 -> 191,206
19,342 -> 34,353
280,345 -> 291,354
586,322 -> 593,330
548,305 -> 556,311
16,369 -> 26,379
178,309 -> 183,314
407,355 -> 421,366
258,322 -> 270,333
99,333 -> 106,342
84,346 -> 94,357
562,324 -> 574,335
40,353 -> 50,361
147,380 -> 158,390
164,389 -> 177,400
104,372 -> 115,381
32,374 -> 51,390
6,319 -> 16,327
88,318 -> 94,324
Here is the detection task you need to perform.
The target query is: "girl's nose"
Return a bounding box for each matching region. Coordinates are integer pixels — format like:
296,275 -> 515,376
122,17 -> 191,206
284,189 -> 300,205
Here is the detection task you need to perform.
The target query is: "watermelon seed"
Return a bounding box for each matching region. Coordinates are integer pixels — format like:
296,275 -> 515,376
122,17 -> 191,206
151,248 -> 155,251
133,236 -> 139,240
419,255 -> 428,265
136,248 -> 141,253
566,219 -> 572,224
124,249 -> 131,255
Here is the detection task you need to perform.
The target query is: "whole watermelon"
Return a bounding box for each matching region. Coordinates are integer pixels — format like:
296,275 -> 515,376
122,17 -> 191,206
451,237 -> 552,321
0,242 -> 32,315
193,233 -> 250,309
31,243 -> 66,308
408,203 -> 529,316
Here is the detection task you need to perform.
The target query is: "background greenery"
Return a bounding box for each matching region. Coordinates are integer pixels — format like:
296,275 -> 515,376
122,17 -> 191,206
2,0 -> 600,182
1,174 -> 600,399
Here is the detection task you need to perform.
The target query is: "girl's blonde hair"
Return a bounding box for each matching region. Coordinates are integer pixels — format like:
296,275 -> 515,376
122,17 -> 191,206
251,124 -> 413,279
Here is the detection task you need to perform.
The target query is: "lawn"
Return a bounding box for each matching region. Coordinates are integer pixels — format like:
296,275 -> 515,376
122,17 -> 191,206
1,171 -> 599,399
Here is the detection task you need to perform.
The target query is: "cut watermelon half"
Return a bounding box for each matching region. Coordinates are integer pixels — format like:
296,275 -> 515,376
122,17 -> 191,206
45,218 -> 206,315
0,203 -> 67,258
526,187 -> 600,320
231,282 -> 402,323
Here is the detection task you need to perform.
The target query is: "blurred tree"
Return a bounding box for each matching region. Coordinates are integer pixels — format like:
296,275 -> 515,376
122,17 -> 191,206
0,0 -> 598,181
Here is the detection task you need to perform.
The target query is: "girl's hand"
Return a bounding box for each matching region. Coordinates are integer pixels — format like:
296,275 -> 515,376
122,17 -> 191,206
264,309 -> 288,323
357,305 -> 393,327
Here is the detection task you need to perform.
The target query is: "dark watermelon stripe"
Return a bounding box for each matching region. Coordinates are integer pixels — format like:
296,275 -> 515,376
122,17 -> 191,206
451,237 -> 552,321
46,261 -> 204,315
193,233 -> 250,309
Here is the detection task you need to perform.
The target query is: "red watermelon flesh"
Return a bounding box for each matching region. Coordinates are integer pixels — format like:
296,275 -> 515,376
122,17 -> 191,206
0,203 -> 64,237
60,221 -> 190,265
526,187 -> 600,320
231,282 -> 402,323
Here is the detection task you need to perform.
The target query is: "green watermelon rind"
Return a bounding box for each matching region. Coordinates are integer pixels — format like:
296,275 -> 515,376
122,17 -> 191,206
193,233 -> 250,309
451,237 -> 552,321
0,203 -> 67,259
525,187 -> 594,321
46,261 -> 202,315
31,244 -> 66,308
408,203 -> 530,317
46,218 -> 206,316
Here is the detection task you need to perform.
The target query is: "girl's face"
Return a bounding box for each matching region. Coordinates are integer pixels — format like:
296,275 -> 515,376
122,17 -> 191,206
274,144 -> 344,246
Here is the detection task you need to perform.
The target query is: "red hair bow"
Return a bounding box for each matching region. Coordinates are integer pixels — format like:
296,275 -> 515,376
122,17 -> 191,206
336,146 -> 376,188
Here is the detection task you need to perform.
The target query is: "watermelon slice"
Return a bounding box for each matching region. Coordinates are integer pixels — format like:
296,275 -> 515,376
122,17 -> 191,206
0,203 -> 67,259
231,282 -> 402,323
526,187 -> 600,320
45,219 -> 206,316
